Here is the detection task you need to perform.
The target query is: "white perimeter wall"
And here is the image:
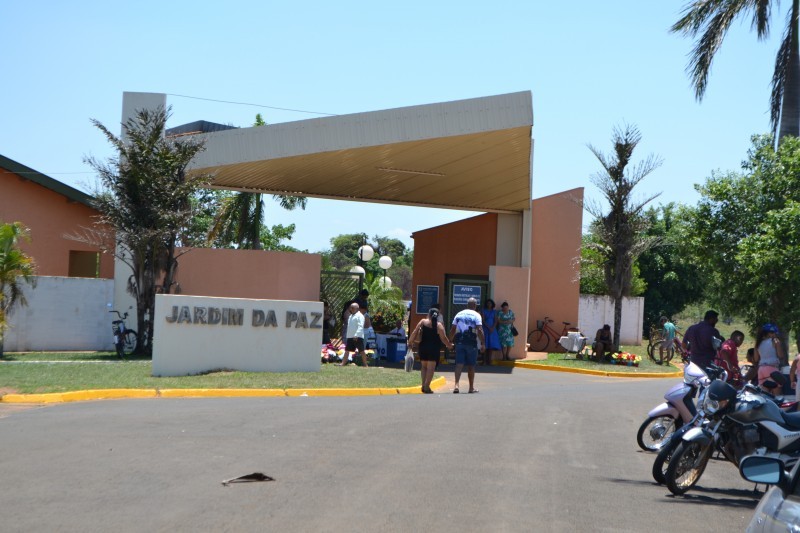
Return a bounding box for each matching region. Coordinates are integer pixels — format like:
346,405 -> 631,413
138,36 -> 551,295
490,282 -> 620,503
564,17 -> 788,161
4,276 -> 115,352
578,294 -> 644,345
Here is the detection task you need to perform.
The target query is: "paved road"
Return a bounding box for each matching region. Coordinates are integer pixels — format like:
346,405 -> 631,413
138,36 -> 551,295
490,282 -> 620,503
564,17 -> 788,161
0,367 -> 758,532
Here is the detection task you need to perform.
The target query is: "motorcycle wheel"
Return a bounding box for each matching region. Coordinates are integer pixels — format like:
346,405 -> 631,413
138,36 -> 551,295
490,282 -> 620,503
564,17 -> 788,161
637,415 -> 678,452
652,434 -> 681,484
665,440 -> 712,495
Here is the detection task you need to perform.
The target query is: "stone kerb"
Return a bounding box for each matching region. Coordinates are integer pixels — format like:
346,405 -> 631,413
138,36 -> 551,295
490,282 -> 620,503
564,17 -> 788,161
153,294 -> 323,377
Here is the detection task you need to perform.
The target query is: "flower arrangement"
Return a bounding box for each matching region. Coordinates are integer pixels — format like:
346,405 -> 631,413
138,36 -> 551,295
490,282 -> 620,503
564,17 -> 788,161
611,352 -> 642,367
321,344 -> 376,365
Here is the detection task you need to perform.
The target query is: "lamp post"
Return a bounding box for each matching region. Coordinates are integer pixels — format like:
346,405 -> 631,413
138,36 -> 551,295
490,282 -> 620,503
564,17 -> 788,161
378,255 -> 393,288
356,243 -> 374,291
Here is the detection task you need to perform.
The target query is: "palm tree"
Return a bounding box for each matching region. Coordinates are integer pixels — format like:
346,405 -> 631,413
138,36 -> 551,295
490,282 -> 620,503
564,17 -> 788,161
207,114 -> 307,249
0,222 -> 36,357
586,125 -> 662,351
672,0 -> 800,141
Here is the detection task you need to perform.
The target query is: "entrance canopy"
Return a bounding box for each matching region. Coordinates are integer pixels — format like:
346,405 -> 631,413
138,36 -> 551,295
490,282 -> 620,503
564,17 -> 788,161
187,91 -> 533,214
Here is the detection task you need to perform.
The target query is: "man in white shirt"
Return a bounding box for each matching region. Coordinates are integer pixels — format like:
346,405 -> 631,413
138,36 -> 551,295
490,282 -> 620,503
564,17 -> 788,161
341,302 -> 367,367
388,320 -> 406,339
448,298 -> 485,393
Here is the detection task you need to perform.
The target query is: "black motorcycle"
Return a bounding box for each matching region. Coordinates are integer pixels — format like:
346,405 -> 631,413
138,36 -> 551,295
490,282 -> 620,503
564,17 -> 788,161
665,379 -> 800,495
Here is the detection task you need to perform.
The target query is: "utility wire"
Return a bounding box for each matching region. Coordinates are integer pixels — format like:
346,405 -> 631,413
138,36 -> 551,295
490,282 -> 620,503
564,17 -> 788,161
166,93 -> 338,116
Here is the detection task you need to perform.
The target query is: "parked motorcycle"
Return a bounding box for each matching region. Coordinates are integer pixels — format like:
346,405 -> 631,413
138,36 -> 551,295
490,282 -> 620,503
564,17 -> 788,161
636,362 -> 714,452
665,380 -> 800,495
652,378 -> 798,484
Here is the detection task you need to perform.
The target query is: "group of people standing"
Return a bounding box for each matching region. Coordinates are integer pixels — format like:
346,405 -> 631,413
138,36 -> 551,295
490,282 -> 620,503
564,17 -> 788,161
674,310 -> 800,400
329,288 -> 517,393
407,298 -> 517,394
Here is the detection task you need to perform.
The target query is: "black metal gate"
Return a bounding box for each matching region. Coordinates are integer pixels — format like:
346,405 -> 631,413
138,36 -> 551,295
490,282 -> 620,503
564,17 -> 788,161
320,270 -> 364,341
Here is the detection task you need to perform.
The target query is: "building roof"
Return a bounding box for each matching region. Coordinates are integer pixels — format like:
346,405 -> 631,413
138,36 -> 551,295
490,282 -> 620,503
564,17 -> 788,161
166,120 -> 236,138
0,154 -> 95,207
185,91 -> 534,214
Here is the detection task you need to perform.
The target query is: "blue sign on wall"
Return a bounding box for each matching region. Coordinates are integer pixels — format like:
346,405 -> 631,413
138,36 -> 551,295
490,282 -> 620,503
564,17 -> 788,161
415,285 -> 439,315
452,284 -> 482,305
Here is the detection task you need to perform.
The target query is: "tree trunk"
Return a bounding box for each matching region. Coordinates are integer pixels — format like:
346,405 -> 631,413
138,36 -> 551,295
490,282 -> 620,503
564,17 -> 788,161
779,0 -> 800,142
613,296 -> 622,352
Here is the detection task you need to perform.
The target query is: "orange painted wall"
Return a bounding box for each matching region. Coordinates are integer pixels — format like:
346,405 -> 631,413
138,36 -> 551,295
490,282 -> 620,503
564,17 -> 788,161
490,265 -> 530,359
410,213 -> 497,330
0,168 -> 114,278
529,188 -> 584,333
173,247 -> 322,302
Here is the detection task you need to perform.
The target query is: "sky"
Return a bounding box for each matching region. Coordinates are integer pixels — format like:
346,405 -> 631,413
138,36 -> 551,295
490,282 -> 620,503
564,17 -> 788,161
0,1 -> 786,255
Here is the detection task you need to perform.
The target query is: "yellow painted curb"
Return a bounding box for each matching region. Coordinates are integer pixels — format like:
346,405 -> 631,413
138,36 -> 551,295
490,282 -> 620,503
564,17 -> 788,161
285,388 -> 384,397
397,376 -> 447,394
0,389 -> 159,403
0,374 -> 460,403
159,389 -> 285,398
512,361 -> 681,378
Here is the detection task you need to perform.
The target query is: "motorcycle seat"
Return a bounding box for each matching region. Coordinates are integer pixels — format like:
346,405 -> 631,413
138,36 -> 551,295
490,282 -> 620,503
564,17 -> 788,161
781,411 -> 800,430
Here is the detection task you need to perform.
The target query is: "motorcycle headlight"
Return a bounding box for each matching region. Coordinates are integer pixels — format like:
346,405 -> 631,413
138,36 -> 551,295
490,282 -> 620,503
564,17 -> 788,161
704,397 -> 729,415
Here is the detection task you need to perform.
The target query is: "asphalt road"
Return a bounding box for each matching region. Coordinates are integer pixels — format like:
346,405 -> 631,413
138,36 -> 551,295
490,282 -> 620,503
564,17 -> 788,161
0,367 -> 759,532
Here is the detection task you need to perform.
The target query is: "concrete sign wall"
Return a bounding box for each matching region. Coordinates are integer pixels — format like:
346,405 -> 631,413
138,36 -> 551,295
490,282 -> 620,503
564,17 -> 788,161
153,294 -> 323,377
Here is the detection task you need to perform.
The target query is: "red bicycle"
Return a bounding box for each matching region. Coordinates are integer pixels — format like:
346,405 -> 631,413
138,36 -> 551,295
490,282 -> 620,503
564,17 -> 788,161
527,317 -> 576,352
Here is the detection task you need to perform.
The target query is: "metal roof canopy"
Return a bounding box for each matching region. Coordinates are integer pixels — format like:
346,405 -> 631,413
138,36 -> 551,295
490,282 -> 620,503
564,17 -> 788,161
187,91 -> 533,214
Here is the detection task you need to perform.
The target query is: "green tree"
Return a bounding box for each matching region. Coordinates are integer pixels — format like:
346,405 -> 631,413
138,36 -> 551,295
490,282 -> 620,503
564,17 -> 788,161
259,223 -> 303,252
86,106 -> 211,355
363,274 -> 406,332
672,0 -> 800,140
689,133 -> 800,339
207,114 -> 307,249
325,233 -> 370,270
586,125 -> 662,350
637,204 -> 706,333
0,222 -> 36,358
322,233 -> 413,298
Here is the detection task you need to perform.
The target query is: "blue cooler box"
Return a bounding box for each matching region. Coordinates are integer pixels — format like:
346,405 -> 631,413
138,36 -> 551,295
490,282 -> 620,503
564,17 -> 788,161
386,338 -> 407,363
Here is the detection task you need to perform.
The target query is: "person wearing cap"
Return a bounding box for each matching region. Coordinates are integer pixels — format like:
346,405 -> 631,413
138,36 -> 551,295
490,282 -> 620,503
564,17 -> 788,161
754,323 -> 786,395
682,310 -> 724,370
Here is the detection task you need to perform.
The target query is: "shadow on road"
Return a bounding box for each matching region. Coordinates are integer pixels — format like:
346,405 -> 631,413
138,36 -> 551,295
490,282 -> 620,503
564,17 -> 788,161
604,477 -> 761,509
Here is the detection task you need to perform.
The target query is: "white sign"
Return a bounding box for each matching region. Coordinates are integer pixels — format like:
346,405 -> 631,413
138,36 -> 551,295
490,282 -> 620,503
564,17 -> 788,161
153,294 -> 322,376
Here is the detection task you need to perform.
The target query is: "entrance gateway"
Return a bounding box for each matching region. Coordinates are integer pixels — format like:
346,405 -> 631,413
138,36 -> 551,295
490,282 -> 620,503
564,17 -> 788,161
117,91 -> 582,366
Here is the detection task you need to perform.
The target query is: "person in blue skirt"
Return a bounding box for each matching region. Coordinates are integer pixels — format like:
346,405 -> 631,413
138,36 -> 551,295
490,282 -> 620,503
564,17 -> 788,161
481,298 -> 501,365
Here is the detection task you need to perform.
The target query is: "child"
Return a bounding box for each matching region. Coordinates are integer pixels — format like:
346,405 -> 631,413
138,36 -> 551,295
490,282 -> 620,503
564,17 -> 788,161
742,348 -> 758,385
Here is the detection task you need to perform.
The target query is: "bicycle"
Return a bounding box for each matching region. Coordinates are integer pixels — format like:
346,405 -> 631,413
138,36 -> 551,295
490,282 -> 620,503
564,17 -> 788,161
646,324 -> 666,363
647,324 -> 682,365
527,317 -> 577,352
110,310 -> 137,358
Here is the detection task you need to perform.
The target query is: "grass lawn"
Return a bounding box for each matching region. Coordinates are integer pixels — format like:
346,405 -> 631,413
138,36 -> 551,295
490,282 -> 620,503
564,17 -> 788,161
0,352 -> 424,394
525,344 -> 679,374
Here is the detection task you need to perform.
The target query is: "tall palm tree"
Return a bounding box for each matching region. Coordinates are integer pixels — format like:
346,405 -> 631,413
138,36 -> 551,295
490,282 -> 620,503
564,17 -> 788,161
672,0 -> 800,141
207,114 -> 307,249
0,222 -> 36,357
586,125 -> 662,350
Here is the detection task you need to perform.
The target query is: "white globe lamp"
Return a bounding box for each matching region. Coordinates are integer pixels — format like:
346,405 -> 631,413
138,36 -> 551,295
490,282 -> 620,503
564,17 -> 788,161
358,245 -> 375,262
378,256 -> 393,270
379,276 -> 393,288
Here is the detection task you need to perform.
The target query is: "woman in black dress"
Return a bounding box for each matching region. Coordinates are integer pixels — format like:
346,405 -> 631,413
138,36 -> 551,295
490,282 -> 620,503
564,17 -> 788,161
408,308 -> 454,393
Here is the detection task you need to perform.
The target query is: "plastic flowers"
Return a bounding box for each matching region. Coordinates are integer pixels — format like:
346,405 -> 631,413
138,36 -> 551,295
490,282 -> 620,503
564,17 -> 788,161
611,352 -> 642,365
